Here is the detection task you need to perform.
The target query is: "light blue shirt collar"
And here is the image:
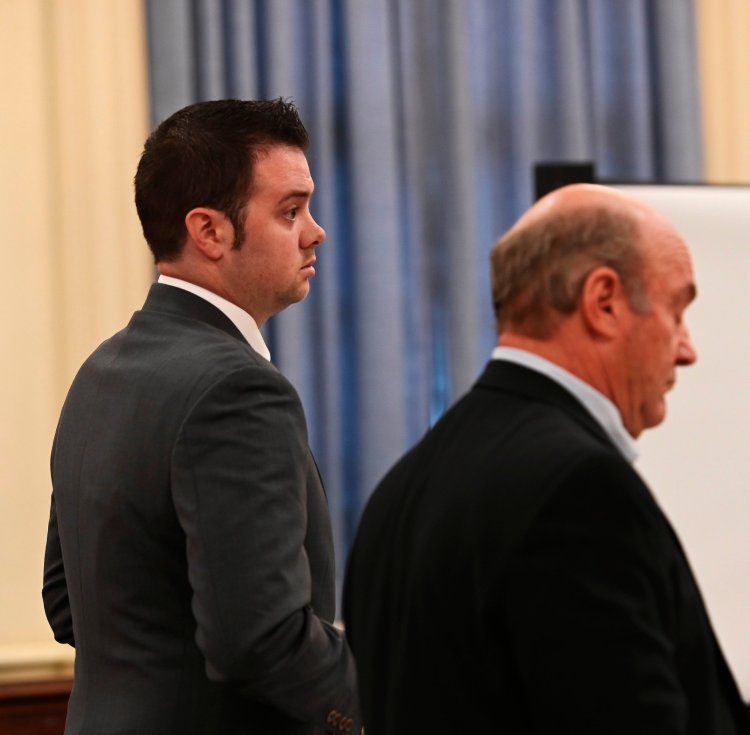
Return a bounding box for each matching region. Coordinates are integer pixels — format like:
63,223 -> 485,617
157,275 -> 271,361
491,346 -> 638,463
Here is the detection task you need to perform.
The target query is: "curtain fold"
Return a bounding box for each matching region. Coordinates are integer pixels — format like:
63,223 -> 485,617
145,0 -> 704,585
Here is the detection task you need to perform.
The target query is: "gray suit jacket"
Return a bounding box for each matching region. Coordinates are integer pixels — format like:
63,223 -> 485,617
44,283 -> 360,735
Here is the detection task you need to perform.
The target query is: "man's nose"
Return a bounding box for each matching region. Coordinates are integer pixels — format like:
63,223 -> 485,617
304,214 -> 326,249
676,324 -> 697,366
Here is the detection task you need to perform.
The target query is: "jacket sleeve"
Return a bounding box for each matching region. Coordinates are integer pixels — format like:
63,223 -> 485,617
171,364 -> 360,733
42,489 -> 75,647
499,453 -> 689,735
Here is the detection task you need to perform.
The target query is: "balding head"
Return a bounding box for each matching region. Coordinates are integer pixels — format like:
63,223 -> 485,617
511,183 -> 656,232
490,184 -> 698,438
490,184 -> 664,338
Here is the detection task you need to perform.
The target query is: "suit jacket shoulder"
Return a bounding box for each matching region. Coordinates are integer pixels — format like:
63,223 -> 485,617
46,283 -> 360,735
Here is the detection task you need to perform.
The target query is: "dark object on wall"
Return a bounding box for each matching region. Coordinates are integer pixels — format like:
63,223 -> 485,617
535,162 -> 596,199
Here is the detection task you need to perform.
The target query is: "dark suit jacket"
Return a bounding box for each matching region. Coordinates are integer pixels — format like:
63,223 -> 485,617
343,360 -> 749,735
43,283 -> 359,735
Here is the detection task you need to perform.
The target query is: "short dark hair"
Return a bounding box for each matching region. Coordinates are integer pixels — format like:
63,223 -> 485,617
134,98 -> 309,262
490,206 -> 649,339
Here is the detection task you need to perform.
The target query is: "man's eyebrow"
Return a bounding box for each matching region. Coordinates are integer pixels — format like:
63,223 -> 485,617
277,190 -> 313,206
669,282 -> 696,311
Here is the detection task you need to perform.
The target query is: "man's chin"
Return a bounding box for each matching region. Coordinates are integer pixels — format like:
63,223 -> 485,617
287,283 -> 311,306
644,402 -> 668,432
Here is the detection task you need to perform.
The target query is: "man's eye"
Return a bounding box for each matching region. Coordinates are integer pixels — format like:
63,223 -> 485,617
284,207 -> 298,221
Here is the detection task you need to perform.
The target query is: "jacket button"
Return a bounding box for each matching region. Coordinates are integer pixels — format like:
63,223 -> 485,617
329,709 -> 345,727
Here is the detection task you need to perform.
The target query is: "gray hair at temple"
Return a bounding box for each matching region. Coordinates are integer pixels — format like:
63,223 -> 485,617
490,204 -> 650,339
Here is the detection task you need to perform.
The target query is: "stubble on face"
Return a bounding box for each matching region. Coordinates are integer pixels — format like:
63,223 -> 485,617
225,146 -> 325,325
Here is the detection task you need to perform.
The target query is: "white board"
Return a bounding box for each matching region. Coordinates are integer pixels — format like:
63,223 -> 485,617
613,184 -> 750,698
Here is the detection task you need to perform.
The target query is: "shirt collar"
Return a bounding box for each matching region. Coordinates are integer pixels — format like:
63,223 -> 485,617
491,346 -> 639,463
157,275 -> 271,361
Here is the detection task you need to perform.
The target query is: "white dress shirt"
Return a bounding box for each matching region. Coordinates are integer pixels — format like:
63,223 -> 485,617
157,275 -> 271,361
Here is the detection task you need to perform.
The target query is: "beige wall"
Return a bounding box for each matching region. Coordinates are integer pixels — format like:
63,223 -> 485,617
697,0 -> 750,183
0,0 -> 152,670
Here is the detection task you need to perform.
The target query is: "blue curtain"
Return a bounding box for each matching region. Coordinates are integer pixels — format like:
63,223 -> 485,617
145,0 -> 703,589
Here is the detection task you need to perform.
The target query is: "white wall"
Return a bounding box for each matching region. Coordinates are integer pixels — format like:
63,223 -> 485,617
616,184 -> 750,698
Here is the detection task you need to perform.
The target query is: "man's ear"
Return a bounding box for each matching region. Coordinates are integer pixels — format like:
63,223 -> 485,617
579,266 -> 629,338
184,207 -> 233,261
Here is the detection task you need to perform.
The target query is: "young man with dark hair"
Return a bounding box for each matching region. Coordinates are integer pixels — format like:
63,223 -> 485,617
44,98 -> 360,735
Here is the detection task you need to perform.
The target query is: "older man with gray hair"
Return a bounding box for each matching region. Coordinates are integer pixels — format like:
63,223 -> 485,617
344,184 -> 749,735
